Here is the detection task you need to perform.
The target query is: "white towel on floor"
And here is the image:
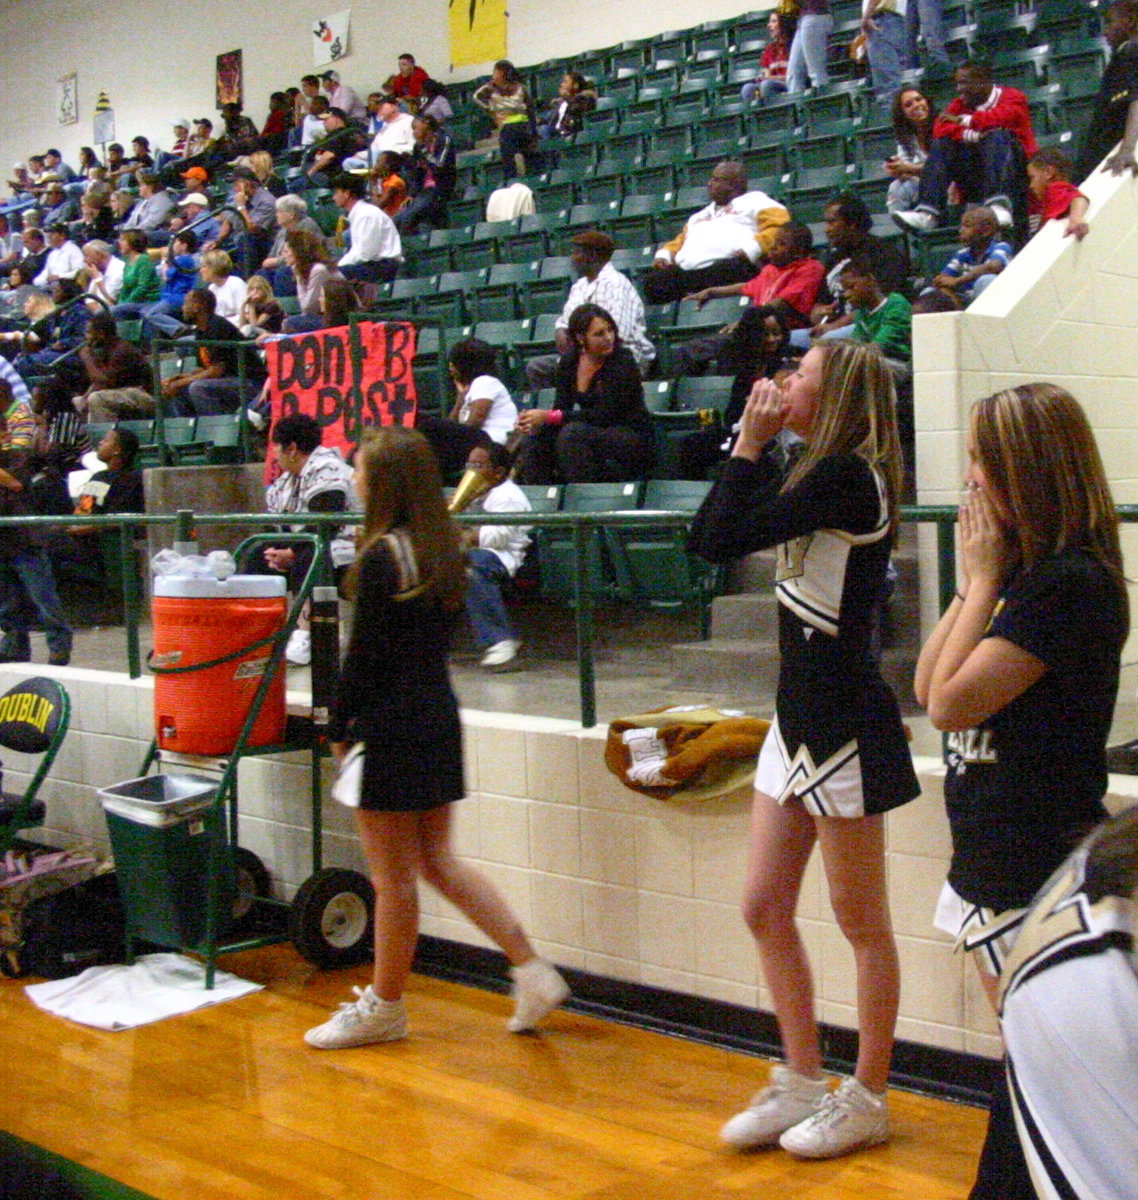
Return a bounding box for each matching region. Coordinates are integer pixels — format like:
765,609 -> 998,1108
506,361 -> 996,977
24,952 -> 262,1030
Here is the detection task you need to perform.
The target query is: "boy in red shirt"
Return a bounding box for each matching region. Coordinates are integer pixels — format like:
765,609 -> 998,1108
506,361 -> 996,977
1026,148 -> 1090,240
686,222 -> 824,330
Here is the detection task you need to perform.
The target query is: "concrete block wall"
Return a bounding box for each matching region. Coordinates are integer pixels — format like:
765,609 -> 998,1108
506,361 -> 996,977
913,167 -> 1138,644
14,664 -> 1138,1062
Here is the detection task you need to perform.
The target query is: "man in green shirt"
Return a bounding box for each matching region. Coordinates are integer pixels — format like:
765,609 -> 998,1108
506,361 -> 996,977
839,257 -> 912,363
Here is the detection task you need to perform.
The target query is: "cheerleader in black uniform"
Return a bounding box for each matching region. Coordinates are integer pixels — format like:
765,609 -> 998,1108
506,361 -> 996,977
305,426 -> 568,1050
691,340 -> 919,1160
915,384 -> 1127,1199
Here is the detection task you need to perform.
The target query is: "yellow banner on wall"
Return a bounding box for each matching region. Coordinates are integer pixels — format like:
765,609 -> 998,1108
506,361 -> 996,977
449,0 -> 507,68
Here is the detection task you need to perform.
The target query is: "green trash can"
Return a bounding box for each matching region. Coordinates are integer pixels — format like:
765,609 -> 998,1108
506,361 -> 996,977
99,774 -> 231,949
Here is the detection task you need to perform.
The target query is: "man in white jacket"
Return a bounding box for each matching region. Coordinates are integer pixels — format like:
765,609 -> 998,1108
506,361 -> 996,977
645,160 -> 790,304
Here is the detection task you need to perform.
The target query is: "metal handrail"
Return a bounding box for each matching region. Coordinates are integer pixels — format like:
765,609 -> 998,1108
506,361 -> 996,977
3,503 -> 1137,727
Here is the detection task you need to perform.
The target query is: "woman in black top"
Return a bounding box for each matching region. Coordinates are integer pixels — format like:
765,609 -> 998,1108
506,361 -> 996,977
916,383 -> 1127,990
516,303 -> 655,483
916,386 -> 1128,1200
679,304 -> 794,480
691,340 -> 917,1159
305,426 -> 568,1050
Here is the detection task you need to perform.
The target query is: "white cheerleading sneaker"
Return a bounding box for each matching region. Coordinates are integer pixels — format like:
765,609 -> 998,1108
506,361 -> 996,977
507,958 -> 569,1032
304,986 -> 407,1049
285,628 -> 312,666
720,1065 -> 831,1149
779,1075 -> 890,1158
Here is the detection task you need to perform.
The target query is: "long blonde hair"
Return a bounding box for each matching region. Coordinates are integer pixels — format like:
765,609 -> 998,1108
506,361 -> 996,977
347,425 -> 466,610
784,340 -> 904,532
970,383 -> 1127,626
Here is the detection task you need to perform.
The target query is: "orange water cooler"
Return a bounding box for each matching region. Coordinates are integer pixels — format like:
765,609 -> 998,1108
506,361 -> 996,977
152,575 -> 288,755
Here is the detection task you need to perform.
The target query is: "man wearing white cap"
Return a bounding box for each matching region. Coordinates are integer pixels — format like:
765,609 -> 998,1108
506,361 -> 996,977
171,191 -> 220,245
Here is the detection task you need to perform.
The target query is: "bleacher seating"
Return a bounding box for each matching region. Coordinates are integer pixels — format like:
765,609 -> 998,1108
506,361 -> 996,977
53,0 -> 1106,477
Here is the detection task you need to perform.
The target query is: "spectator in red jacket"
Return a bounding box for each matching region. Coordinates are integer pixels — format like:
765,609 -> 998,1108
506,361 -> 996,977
893,61 -> 1036,233
386,54 -> 430,105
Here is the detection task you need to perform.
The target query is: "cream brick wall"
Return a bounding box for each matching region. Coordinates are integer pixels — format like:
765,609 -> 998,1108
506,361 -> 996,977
913,167 -> 1138,645
11,663 -> 1138,1061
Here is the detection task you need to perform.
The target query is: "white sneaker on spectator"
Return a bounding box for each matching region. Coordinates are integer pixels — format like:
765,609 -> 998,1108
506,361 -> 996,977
304,986 -> 407,1049
892,208 -> 937,233
778,1075 -> 890,1159
507,958 -> 569,1032
286,628 -> 311,665
246,406 -> 266,431
720,1065 -> 830,1149
481,638 -> 520,669
988,202 -> 1013,228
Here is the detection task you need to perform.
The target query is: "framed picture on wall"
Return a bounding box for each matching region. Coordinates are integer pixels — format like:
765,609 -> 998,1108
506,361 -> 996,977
216,49 -> 243,108
57,73 -> 79,126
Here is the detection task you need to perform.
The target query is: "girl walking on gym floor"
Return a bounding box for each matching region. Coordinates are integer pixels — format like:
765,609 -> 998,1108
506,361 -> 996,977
305,426 -> 568,1049
690,339 -> 919,1159
914,383 -> 1127,1199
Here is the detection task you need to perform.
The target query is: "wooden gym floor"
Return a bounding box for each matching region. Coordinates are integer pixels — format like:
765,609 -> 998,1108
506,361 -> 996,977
1,945 -> 986,1200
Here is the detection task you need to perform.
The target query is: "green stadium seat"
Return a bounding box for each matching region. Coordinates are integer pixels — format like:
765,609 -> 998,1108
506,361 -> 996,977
739,134 -> 789,179
655,298 -> 749,374
471,319 -> 534,388
535,481 -> 644,604
610,246 -> 655,281
674,376 -> 735,415
603,479 -> 724,633
519,483 -> 563,512
513,313 -> 560,376
800,81 -> 863,126
451,239 -> 499,271
641,378 -> 676,414
567,201 -> 619,231
628,157 -> 678,196
577,164 -> 626,205
976,10 -> 1037,53
502,213 -> 558,261
990,46 -> 1052,91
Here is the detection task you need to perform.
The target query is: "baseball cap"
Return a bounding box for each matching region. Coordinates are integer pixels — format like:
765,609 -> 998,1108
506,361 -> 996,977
179,192 -> 209,207
181,166 -> 209,183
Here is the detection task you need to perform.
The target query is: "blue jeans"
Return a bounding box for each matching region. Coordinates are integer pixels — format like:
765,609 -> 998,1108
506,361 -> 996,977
110,301 -> 148,319
168,376 -> 255,417
466,548 -> 515,648
394,190 -> 449,235
141,300 -> 187,340
254,264 -> 297,297
741,78 -> 789,103
907,0 -> 952,68
787,14 -> 833,91
339,259 -> 399,284
789,323 -> 857,352
0,548 -> 71,658
916,128 -> 1026,216
281,314 -> 323,335
866,10 -> 912,108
